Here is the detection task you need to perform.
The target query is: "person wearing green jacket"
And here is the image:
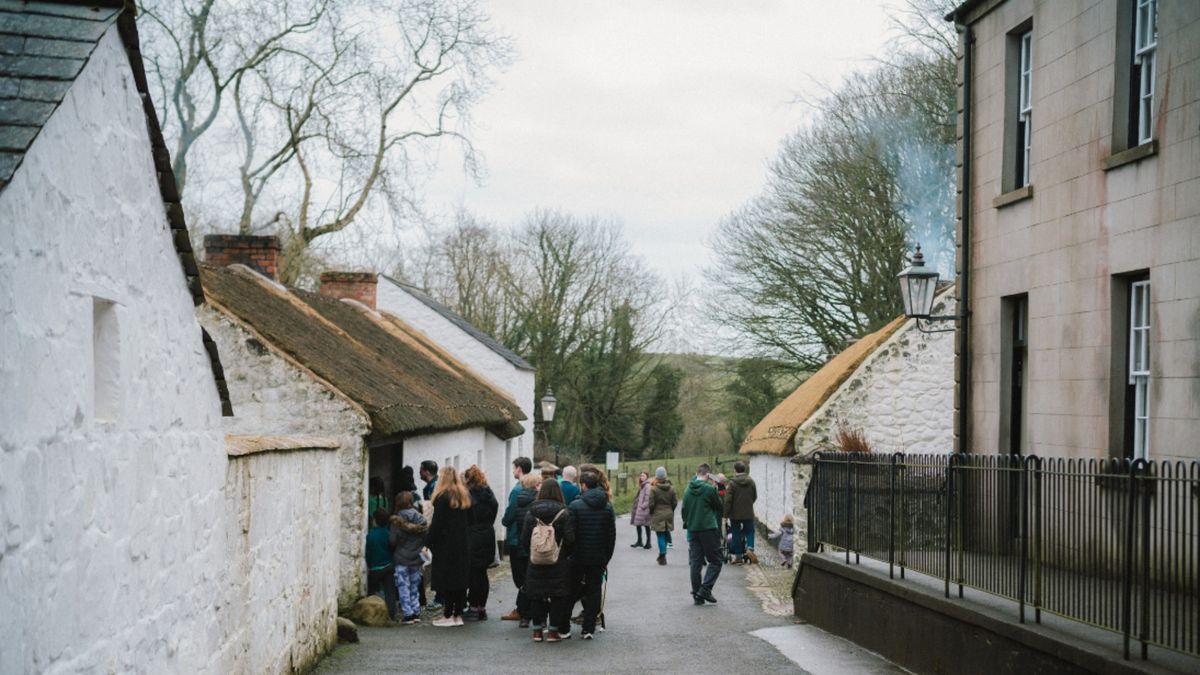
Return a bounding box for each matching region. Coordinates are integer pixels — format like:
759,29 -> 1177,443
681,463 -> 724,606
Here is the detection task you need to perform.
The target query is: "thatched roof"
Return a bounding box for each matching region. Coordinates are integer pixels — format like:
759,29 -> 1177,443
201,264 -> 526,440
738,317 -> 907,457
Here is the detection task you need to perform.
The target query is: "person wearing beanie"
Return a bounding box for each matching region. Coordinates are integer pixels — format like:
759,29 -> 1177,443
647,467 -> 678,565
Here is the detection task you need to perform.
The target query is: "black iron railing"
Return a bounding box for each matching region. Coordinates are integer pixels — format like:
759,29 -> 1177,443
807,452 -> 1200,660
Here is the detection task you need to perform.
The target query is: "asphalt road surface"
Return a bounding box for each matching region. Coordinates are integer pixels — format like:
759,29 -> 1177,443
315,508 -> 810,674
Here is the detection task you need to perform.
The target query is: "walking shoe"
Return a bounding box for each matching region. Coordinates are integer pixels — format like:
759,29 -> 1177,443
558,630 -> 571,640
544,631 -> 562,643
698,589 -> 718,604
454,615 -> 464,626
692,593 -> 705,606
630,541 -> 643,548
400,614 -> 419,625
463,608 -> 480,620
656,554 -> 666,565
519,618 -> 531,628
425,601 -> 443,611
582,632 -> 594,640
531,629 -> 544,642
431,616 -> 456,627
476,609 -> 488,621
643,543 -> 651,549
501,609 -> 521,621
667,542 -> 674,549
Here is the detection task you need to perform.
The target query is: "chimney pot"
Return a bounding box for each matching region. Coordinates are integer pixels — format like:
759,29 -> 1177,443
204,235 -> 280,280
319,271 -> 377,309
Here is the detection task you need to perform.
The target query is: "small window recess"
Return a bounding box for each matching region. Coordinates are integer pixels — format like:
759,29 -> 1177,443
1106,0 -> 1158,170
91,297 -> 121,423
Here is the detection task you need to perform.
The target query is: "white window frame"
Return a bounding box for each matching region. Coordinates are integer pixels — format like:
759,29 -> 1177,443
1128,280 -> 1150,459
1134,0 -> 1157,144
1018,31 -> 1033,186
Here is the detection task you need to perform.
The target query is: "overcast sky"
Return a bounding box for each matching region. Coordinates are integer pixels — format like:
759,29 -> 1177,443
424,0 -> 901,282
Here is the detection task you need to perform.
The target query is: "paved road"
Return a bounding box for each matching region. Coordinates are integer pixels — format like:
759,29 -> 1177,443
316,512 -> 802,674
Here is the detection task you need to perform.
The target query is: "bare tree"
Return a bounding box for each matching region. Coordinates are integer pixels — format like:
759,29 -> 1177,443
140,0 -> 512,284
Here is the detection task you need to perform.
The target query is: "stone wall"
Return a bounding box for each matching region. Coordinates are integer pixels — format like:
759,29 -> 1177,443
795,294 -> 956,457
0,31 -> 230,674
221,442 -> 340,673
199,305 -> 371,610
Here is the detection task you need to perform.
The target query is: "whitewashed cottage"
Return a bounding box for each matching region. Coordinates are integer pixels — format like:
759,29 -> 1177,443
739,292 -> 956,541
317,272 -> 537,540
197,241 -> 527,608
0,3 -> 344,673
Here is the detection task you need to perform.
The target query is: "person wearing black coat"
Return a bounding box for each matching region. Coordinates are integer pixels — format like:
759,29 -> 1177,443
425,467 -> 474,626
500,473 -> 541,625
464,466 -> 499,620
567,471 -> 616,638
520,480 -> 575,642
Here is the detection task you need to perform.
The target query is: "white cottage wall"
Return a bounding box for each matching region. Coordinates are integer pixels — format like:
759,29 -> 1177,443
199,306 -> 370,610
795,296 -> 957,457
748,456 -> 795,534
0,31 -> 229,674
376,279 -> 535,466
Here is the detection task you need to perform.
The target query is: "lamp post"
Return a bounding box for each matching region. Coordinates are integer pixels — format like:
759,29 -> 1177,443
897,244 -> 961,333
540,388 -> 558,467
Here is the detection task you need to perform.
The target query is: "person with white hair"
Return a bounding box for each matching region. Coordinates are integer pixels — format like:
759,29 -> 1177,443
560,465 -> 580,503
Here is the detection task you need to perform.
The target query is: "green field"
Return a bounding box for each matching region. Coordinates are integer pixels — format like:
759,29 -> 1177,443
605,453 -> 750,515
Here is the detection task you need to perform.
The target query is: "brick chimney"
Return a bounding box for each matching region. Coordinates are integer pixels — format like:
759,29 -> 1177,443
319,271 -> 377,309
204,235 -> 280,280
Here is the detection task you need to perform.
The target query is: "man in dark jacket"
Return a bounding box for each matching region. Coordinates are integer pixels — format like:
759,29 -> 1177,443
724,461 -> 758,564
567,471 -> 615,639
500,457 -> 533,622
419,460 -> 439,501
681,463 -> 723,605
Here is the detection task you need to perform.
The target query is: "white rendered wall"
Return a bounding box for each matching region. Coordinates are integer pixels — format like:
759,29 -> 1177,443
403,426 -> 512,541
794,295 -> 957,457
376,278 -> 535,465
0,30 -> 229,674
200,305 -> 370,610
222,446 -> 340,673
749,456 -> 795,533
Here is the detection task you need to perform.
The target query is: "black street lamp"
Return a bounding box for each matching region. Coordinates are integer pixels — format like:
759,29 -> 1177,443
897,244 -> 960,333
540,388 -> 558,466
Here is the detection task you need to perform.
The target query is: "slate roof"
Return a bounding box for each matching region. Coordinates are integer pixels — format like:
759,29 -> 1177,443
381,275 -> 536,372
202,264 -> 527,440
0,1 -> 232,416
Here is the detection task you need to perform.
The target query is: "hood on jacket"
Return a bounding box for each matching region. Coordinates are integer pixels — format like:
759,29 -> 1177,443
652,478 -> 673,490
730,474 -> 753,487
516,486 -> 537,507
687,478 -> 714,496
578,487 -> 608,509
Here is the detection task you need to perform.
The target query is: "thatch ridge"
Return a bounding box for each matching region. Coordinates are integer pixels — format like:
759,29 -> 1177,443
201,264 -> 524,439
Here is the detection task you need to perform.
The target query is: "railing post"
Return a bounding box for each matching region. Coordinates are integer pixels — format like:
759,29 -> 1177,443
1123,458 -> 1137,660
945,453 -> 956,598
807,455 -> 820,553
845,454 -> 853,565
1018,455 -> 1029,624
889,452 -> 899,579
1136,459 -> 1150,660
1032,456 -> 1042,624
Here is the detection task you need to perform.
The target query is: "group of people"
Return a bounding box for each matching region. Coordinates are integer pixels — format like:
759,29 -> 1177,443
364,456 -> 796,642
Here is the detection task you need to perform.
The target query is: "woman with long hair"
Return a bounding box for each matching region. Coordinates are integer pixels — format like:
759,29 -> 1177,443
578,464 -> 612,500
463,465 -> 499,620
520,479 -> 575,642
426,466 -> 474,626
630,470 -> 652,549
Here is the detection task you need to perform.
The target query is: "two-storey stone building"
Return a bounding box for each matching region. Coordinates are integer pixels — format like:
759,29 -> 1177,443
948,0 -> 1199,462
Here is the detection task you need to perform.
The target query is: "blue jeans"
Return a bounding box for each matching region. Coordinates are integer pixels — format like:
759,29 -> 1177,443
656,531 -> 669,555
687,529 -> 723,594
729,519 -> 755,557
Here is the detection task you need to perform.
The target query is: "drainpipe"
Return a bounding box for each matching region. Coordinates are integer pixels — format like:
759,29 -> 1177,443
955,18 -> 974,453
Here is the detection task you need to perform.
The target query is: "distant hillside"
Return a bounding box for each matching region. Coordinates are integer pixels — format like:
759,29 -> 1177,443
643,352 -> 807,458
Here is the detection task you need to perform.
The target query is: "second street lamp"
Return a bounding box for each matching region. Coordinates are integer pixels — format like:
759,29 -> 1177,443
897,244 -> 960,332
540,388 -> 558,466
